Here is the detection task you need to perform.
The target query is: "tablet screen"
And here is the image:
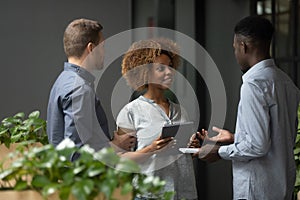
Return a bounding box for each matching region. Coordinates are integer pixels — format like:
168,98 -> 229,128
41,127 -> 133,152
161,121 -> 194,139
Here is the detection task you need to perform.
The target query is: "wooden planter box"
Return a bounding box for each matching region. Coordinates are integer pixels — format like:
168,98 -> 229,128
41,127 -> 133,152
0,189 -> 132,200
0,143 -> 43,187
0,143 -> 19,169
0,143 -> 42,168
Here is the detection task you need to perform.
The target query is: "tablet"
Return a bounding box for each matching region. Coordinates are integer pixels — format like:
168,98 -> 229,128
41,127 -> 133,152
161,121 -> 194,139
179,148 -> 199,154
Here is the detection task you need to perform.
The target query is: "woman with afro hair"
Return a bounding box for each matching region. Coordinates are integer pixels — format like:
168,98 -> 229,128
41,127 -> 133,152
116,38 -> 198,200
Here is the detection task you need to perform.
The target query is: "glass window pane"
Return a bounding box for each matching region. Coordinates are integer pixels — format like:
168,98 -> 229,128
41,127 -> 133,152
275,1 -> 292,58
257,0 -> 272,15
298,2 -> 300,56
276,61 -> 291,76
256,0 -> 299,86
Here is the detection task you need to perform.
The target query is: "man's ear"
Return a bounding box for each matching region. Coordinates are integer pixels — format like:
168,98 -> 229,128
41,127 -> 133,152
87,42 -> 94,53
241,41 -> 247,54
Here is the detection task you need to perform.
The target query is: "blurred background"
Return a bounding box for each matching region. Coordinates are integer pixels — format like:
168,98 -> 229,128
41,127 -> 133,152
0,0 -> 299,199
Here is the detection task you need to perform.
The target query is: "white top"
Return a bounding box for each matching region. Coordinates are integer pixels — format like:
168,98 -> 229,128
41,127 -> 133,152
116,95 -> 197,200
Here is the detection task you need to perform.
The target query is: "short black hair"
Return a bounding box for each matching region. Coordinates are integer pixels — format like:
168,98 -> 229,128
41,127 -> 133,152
234,15 -> 274,42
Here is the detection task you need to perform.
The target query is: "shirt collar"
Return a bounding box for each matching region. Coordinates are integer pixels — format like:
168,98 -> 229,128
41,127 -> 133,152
242,59 -> 275,82
139,95 -> 174,109
139,95 -> 174,123
64,62 -> 95,84
139,95 -> 155,103
139,95 -> 172,104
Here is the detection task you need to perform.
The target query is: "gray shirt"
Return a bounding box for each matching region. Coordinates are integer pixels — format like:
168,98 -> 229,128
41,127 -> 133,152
47,62 -> 110,153
116,96 -> 197,200
219,59 -> 300,200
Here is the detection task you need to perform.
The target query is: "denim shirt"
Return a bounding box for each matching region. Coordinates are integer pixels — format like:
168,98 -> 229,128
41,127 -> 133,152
47,62 -> 110,151
219,59 -> 300,200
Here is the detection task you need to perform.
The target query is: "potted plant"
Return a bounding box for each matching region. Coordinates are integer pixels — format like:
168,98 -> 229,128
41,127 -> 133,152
0,111 -> 174,199
0,138 -> 173,200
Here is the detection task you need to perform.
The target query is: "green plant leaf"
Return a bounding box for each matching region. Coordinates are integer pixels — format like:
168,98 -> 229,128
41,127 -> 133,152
295,148 -> 300,155
0,168 -> 14,180
10,133 -> 23,143
121,182 -> 133,194
116,158 -> 140,172
2,117 -> 21,127
42,183 -> 59,197
73,165 -> 86,175
0,128 -> 9,136
82,179 -> 94,195
71,179 -> 94,200
87,167 -> 105,177
99,182 -> 113,199
14,112 -> 25,119
296,134 -> 300,143
94,148 -> 120,166
14,180 -> 28,190
163,191 -> 175,200
62,170 -> 75,185
58,186 -> 71,200
0,128 -> 10,147
32,175 -> 51,187
11,159 -> 24,168
28,111 -> 40,119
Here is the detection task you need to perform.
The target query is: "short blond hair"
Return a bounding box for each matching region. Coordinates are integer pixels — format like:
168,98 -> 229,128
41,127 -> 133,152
121,38 -> 180,91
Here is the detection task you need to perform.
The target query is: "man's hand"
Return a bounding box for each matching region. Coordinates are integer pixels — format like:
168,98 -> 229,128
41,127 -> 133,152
111,130 -> 137,152
198,143 -> 221,163
188,132 -> 202,148
200,126 -> 234,144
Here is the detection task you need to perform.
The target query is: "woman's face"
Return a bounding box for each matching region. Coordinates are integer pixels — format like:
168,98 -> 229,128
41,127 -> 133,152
148,53 -> 174,90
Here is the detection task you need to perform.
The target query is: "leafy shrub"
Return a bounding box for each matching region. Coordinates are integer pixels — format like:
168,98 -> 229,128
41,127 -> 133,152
0,111 -> 47,148
295,106 -> 300,195
0,139 -> 174,200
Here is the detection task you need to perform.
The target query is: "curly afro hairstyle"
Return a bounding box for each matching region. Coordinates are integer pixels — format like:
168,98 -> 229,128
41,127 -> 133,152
121,38 -> 180,91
